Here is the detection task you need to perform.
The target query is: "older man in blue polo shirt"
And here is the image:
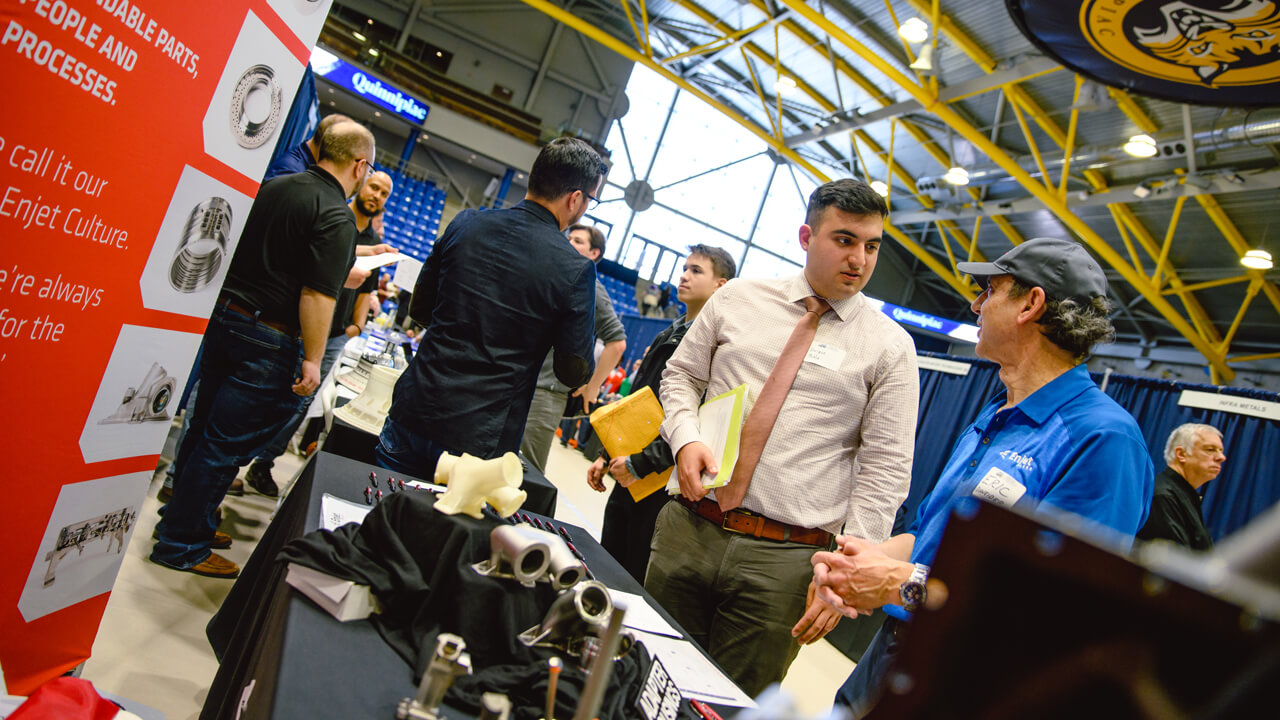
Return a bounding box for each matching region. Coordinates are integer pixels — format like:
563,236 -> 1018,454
813,236 -> 1153,714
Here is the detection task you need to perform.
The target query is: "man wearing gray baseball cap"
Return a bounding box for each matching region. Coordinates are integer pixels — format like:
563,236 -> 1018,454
811,236 -> 1155,715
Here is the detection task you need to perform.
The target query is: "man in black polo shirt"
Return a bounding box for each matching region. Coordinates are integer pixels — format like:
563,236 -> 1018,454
376,137 -> 604,478
151,121 -> 376,578
242,170 -> 396,495
262,112 -> 351,181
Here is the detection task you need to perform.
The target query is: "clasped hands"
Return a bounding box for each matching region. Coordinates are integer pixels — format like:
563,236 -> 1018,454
810,536 -> 912,619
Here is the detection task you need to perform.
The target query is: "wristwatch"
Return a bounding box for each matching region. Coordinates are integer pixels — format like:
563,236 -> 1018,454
898,563 -> 931,612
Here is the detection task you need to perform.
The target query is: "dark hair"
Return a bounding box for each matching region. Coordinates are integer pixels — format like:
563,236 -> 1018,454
1007,277 -> 1116,362
805,178 -> 889,228
528,137 -> 605,201
688,244 -> 736,280
319,121 -> 374,166
568,224 -> 606,261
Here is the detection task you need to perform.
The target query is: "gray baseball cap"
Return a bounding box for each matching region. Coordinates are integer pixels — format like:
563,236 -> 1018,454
956,237 -> 1108,303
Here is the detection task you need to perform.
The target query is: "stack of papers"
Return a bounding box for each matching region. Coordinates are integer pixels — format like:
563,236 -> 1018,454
285,563 -> 380,622
631,629 -> 756,708
666,384 -> 747,496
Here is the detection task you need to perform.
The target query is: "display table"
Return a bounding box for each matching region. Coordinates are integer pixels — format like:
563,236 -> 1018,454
201,451 -> 738,719
322,406 -> 559,518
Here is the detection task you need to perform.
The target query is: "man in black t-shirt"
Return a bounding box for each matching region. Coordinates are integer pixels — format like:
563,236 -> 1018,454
152,121 -> 376,579
243,170 -> 396,494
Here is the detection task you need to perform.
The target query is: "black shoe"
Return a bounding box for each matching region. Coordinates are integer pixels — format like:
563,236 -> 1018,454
245,462 -> 279,497
156,485 -> 173,503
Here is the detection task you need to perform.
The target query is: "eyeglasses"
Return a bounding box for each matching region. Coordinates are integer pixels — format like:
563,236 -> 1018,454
584,191 -> 600,210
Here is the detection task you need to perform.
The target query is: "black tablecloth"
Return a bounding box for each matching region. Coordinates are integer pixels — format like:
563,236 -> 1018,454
324,407 -> 558,518
201,451 -> 730,719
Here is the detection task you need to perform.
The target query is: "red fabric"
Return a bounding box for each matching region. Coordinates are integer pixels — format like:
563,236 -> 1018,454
9,677 -> 119,720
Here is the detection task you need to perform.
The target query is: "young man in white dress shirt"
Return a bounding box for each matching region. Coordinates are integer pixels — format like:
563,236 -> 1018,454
648,178 -> 919,696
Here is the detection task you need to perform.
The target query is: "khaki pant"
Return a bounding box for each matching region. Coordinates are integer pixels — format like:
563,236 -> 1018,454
520,386 -> 567,474
644,501 -> 821,697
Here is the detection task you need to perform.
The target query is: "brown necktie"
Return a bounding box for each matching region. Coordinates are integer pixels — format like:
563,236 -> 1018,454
718,296 -> 830,511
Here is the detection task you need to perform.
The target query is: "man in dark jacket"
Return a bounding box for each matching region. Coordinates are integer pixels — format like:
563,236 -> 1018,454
586,244 -> 736,582
377,138 -> 605,479
1137,422 -> 1225,550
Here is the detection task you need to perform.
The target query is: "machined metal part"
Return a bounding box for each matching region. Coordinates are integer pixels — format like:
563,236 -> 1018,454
518,580 -> 613,652
397,633 -> 472,720
230,64 -> 282,149
169,198 -> 232,293
577,630 -> 635,670
43,506 -> 136,587
512,523 -> 586,590
477,693 -> 511,720
573,601 -> 628,720
100,362 -> 176,425
471,524 -> 550,587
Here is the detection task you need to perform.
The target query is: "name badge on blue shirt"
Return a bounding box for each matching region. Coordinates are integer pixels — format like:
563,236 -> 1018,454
972,466 -> 1027,508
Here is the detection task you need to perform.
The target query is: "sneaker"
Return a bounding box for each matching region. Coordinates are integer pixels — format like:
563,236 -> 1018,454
245,462 -> 279,498
152,529 -> 232,549
226,477 -> 245,497
151,551 -> 240,579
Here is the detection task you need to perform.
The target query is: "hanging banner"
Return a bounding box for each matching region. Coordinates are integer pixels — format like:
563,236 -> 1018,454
1006,0 -> 1280,107
0,0 -> 332,695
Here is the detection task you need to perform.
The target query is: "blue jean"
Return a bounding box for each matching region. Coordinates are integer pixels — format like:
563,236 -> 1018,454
374,415 -> 455,480
835,617 -> 902,716
252,333 -> 350,467
151,306 -> 302,568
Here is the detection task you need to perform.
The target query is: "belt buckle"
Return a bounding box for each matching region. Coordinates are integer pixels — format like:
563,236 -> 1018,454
720,507 -> 755,535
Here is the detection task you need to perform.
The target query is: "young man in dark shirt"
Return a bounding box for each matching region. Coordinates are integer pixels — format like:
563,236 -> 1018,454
1137,422 -> 1225,550
151,121 -> 376,578
586,244 -> 736,582
376,138 -> 605,479
243,170 -> 396,495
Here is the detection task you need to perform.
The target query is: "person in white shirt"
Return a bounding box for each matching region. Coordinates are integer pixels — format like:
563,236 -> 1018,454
648,178 -> 919,695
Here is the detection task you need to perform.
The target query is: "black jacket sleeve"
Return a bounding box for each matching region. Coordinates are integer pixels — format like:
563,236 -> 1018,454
629,435 -> 675,478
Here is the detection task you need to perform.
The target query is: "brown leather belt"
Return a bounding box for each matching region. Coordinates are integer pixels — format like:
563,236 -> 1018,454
677,496 -> 833,547
219,298 -> 297,336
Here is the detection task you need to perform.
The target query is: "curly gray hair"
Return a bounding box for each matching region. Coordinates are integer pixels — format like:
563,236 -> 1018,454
1007,278 -> 1115,362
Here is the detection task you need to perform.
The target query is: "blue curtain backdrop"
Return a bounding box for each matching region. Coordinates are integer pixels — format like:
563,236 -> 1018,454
1100,375 -> 1280,541
266,65 -> 319,172
897,352 -> 1003,533
898,353 -> 1279,541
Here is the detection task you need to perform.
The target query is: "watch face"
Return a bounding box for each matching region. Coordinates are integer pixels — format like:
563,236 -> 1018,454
901,582 -> 926,611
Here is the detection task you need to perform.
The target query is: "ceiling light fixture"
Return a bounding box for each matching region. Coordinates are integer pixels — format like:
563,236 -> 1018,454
352,31 -> 367,42
908,44 -> 934,75
1124,134 -> 1158,157
899,17 -> 929,44
1241,248 -> 1274,270
368,48 -> 380,57
870,180 -> 889,197
374,111 -> 381,117
943,167 -> 970,185
774,76 -> 797,95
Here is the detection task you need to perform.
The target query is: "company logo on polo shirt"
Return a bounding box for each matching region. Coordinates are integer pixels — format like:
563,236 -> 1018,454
351,73 -> 429,121
1081,0 -> 1280,87
999,449 -> 1036,471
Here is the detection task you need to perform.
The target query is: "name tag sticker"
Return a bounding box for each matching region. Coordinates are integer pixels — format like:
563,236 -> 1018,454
973,466 -> 1026,508
804,342 -> 845,371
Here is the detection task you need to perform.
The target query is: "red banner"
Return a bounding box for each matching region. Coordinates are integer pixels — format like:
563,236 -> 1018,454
0,0 -> 331,695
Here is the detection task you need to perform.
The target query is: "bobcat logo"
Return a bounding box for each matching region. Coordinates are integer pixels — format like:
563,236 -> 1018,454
1082,0 -> 1280,86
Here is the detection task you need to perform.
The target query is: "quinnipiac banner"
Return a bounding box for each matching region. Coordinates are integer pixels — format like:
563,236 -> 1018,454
0,0 -> 331,695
